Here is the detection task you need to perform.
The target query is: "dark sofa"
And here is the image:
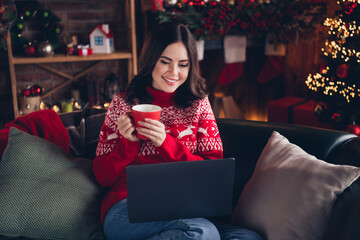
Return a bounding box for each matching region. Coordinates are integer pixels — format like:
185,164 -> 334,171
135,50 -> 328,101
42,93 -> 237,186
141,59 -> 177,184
60,109 -> 360,240
1,108 -> 360,240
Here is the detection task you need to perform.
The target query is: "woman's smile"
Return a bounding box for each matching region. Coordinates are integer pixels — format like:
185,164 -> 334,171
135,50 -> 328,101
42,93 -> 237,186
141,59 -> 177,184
151,42 -> 190,93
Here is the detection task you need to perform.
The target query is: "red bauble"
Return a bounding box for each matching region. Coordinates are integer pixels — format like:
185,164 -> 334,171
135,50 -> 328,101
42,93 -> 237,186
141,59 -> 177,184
25,44 -> 36,57
21,88 -> 31,97
21,85 -> 42,97
30,85 -> 42,96
346,123 -> 360,135
336,64 -> 348,78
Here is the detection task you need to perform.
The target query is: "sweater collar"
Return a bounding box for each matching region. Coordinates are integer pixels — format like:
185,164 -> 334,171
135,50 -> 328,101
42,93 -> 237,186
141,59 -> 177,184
146,85 -> 175,106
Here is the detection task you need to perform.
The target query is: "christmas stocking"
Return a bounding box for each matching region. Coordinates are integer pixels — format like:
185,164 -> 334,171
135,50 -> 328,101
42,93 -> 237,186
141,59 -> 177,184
196,40 -> 205,61
218,35 -> 246,86
257,36 -> 286,84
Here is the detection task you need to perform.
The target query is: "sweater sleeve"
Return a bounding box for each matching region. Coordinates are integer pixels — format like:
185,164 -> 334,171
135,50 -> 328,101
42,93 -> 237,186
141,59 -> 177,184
92,95 -> 140,187
157,97 -> 223,162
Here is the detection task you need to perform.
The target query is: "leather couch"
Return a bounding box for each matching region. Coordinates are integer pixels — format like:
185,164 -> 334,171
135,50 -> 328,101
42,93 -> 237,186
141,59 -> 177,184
60,109 -> 360,240
217,118 -> 360,240
1,109 -> 359,239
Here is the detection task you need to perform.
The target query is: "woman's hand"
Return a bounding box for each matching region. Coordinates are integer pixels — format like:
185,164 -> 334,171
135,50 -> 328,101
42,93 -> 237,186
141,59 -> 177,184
137,118 -> 166,147
117,114 -> 139,142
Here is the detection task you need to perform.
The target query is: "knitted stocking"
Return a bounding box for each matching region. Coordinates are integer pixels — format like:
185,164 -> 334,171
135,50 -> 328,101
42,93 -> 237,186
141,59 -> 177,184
218,62 -> 244,86
257,56 -> 284,84
218,35 -> 246,86
257,36 -> 286,84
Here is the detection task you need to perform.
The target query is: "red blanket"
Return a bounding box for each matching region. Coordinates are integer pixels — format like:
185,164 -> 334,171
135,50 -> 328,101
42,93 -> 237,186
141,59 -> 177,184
0,110 -> 70,157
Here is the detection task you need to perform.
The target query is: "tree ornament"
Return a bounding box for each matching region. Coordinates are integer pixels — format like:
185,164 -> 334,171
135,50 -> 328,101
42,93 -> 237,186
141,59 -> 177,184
21,84 -> 42,97
25,43 -> 35,57
336,64 -> 348,78
37,41 -> 53,57
344,2 -> 357,14
331,112 -> 341,123
21,88 -> 31,97
346,122 -> 360,135
313,103 -> 325,116
152,0 -> 164,10
30,85 -> 42,96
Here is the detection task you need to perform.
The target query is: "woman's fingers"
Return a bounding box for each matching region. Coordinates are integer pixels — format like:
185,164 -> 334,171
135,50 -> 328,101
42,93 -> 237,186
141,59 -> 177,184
137,119 -> 166,147
117,114 -> 139,142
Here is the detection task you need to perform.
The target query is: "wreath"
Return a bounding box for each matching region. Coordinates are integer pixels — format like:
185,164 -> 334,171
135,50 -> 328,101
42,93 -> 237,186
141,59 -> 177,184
10,0 -> 63,55
0,0 -> 17,49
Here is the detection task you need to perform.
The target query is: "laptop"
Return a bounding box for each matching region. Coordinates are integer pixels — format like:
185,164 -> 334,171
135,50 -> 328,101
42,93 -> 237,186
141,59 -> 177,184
126,158 -> 235,223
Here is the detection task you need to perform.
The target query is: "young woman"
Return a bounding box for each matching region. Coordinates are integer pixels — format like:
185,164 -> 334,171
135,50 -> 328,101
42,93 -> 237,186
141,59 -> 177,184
93,22 -> 263,240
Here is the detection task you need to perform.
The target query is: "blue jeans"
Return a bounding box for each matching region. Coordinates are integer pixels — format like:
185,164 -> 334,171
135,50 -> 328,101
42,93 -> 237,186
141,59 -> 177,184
104,199 -> 263,240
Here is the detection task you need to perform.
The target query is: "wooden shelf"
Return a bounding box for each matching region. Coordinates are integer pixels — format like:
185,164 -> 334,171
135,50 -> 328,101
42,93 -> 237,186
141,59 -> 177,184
12,51 -> 133,64
7,0 -> 137,119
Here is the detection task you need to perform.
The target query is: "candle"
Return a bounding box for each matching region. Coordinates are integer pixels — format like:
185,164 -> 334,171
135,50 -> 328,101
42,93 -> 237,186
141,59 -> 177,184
61,101 -> 73,113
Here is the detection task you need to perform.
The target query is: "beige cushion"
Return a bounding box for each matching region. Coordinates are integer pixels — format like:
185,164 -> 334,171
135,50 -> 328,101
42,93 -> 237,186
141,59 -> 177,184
231,131 -> 360,240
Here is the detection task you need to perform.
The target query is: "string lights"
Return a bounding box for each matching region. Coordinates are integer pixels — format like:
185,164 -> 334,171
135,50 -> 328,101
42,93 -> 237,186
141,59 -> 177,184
306,0 -> 360,103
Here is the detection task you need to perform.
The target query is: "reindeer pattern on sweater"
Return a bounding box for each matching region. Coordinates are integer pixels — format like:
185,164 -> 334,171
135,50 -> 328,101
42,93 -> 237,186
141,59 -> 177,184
96,92 -> 223,158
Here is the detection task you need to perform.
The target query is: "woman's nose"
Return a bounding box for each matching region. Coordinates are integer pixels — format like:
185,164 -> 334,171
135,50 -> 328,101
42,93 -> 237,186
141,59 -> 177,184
169,63 -> 177,74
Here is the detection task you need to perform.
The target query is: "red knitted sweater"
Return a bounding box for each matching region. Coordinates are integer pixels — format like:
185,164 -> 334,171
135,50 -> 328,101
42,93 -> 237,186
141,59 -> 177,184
93,86 -> 223,224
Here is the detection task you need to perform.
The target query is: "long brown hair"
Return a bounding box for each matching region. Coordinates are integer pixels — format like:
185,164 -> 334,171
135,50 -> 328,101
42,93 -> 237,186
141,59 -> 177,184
126,22 -> 207,108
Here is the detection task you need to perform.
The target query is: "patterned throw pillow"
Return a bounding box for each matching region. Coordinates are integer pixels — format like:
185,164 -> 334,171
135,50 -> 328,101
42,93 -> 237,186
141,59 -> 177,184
0,127 -> 105,240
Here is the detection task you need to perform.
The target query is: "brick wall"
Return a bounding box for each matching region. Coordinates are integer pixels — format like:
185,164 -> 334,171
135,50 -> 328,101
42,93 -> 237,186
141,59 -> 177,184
0,0 -> 135,123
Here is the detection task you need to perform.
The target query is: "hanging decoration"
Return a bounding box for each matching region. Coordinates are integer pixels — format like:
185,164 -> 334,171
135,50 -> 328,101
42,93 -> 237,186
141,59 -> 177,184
9,0 -> 63,56
218,35 -> 246,85
0,0 -> 17,49
257,35 -> 286,84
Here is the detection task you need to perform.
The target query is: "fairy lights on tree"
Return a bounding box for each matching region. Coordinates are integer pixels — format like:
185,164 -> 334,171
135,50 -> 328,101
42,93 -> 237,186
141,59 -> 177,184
306,0 -> 360,131
306,0 -> 360,103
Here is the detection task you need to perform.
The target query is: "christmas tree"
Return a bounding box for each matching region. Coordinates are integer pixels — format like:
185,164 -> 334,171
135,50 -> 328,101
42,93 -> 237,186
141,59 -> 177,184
306,0 -> 360,133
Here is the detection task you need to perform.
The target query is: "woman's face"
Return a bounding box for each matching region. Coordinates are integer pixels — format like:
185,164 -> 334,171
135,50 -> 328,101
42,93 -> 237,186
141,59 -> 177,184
152,42 -> 190,93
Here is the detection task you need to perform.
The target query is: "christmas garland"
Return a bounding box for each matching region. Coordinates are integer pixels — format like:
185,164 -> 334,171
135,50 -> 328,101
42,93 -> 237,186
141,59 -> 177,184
0,0 -> 17,49
10,1 -> 63,55
155,0 -> 327,44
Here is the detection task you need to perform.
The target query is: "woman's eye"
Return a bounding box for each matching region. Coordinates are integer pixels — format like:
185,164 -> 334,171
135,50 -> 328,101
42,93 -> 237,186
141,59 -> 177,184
160,60 -> 170,65
179,63 -> 189,68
